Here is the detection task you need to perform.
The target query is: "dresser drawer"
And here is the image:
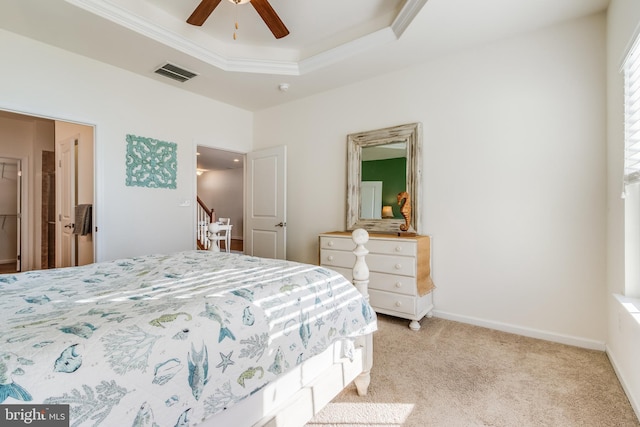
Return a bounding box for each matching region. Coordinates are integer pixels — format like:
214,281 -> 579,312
320,236 -> 355,251
367,239 -> 417,257
320,235 -> 418,257
369,271 -> 416,296
367,253 -> 416,277
369,289 -> 416,316
320,249 -> 355,269
322,250 -> 416,277
320,266 -> 416,297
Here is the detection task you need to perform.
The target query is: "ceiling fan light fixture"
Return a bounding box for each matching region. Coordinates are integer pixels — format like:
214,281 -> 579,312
188,0 -> 289,39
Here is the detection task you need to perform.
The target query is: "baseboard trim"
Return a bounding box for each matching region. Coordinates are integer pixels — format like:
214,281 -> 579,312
432,310 -> 606,351
606,344 -> 640,422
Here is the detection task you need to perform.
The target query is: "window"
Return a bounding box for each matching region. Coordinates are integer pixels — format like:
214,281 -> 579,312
625,34 -> 640,185
623,33 -> 640,299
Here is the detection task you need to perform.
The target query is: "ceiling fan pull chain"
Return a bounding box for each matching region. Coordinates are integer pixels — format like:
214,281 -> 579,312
233,0 -> 239,40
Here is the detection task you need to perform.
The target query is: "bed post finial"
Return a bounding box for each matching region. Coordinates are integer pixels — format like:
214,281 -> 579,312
351,228 -> 372,396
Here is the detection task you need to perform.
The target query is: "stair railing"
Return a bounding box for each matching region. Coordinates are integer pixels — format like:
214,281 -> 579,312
197,197 -> 214,250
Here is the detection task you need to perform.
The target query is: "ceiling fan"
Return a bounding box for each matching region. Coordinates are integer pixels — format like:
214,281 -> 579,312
187,0 -> 289,39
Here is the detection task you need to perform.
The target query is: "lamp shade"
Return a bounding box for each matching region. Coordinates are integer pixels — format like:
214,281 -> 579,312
381,205 -> 394,218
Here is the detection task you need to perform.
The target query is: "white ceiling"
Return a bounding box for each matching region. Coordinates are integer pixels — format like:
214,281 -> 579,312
197,145 -> 244,171
0,0 -> 610,112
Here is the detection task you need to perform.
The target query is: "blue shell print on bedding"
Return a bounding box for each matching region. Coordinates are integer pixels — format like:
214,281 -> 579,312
0,250 -> 377,426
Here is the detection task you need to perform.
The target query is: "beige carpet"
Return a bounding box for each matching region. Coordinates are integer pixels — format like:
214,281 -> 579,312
307,315 -> 640,427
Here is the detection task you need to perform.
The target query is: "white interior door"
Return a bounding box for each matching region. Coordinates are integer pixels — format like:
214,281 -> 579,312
360,181 -> 383,219
245,146 -> 286,259
56,136 -> 76,268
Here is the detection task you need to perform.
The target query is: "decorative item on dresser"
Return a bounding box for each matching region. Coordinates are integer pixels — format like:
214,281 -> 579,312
320,231 -> 435,331
397,191 -> 412,233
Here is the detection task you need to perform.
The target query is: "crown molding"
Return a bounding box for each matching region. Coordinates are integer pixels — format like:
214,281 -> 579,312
392,0 -> 430,37
65,0 -> 426,76
300,28 -> 396,75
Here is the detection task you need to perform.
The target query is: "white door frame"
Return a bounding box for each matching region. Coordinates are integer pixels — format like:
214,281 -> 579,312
0,106 -> 97,268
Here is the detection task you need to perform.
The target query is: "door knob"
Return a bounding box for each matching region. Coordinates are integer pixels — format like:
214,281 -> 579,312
275,222 -> 286,227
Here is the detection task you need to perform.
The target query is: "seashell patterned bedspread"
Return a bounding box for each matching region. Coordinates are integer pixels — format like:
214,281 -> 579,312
0,250 -> 377,426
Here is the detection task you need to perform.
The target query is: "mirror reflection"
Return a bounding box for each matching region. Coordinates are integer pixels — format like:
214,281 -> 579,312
360,142 -> 407,219
346,122 -> 422,234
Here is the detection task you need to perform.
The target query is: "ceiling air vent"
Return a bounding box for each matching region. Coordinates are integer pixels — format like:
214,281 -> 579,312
154,63 -> 198,83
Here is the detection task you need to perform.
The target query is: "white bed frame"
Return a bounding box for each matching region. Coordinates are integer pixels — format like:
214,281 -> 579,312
202,229 -> 373,427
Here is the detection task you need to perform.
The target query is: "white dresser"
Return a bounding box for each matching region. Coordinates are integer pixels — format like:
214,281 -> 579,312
319,232 -> 435,330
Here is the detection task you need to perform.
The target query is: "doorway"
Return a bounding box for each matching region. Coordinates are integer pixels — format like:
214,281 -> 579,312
0,109 -> 95,272
196,146 -> 244,252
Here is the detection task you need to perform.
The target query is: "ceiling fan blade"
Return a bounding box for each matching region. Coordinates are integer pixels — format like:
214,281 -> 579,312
250,0 -> 289,39
187,0 -> 222,26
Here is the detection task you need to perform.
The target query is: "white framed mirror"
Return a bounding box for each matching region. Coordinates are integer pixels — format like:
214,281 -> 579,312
347,122 -> 422,234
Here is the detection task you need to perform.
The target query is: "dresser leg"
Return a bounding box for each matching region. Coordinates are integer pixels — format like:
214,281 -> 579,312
409,320 -> 421,331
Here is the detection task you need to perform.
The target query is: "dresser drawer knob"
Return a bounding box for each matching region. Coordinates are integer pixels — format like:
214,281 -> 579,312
395,301 -> 402,307
328,241 -> 334,247
394,263 -> 402,270
327,255 -> 334,262
394,282 -> 402,288
395,246 -> 402,252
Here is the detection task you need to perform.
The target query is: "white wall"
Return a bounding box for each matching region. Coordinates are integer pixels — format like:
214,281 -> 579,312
254,14 -> 607,348
0,29 -> 253,261
606,0 -> 640,418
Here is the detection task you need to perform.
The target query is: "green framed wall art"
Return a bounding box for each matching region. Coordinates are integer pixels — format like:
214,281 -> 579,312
125,134 -> 177,189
